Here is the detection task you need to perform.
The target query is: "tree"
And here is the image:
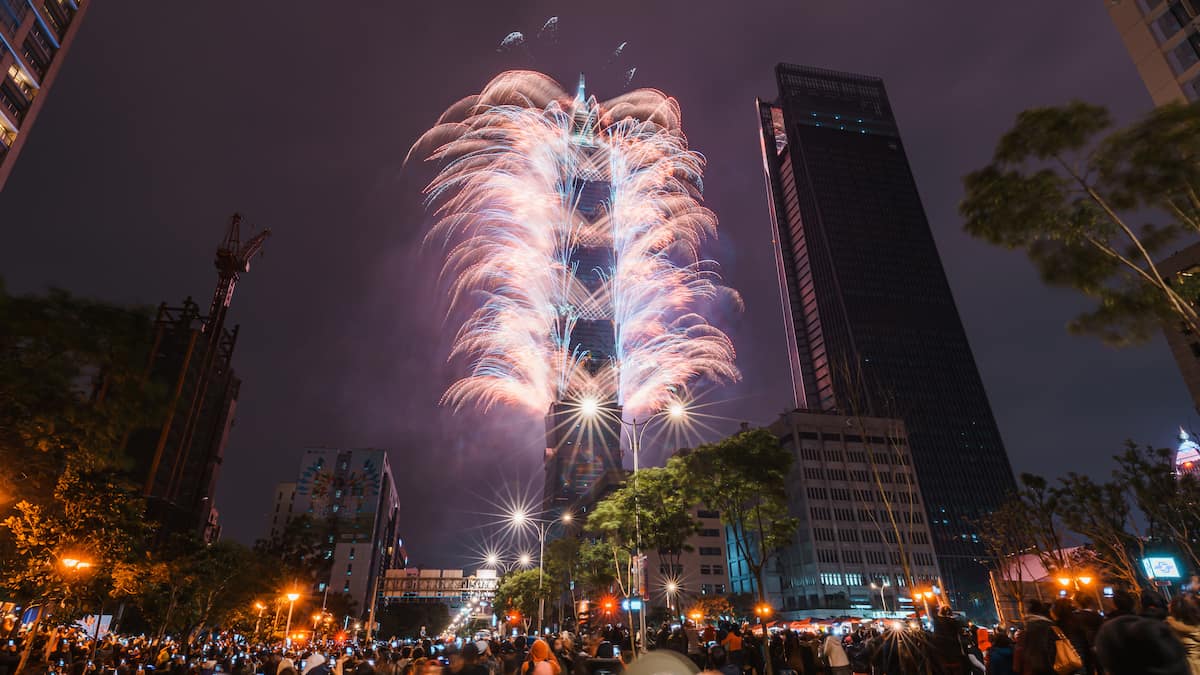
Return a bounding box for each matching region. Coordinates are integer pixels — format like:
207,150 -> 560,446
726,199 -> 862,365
1053,473 -> 1146,591
493,569 -> 554,632
676,428 -> 798,612
588,466 -> 699,592
0,284 -> 164,512
960,101 -> 1200,346
1114,441 -> 1200,572
974,497 -> 1039,621
687,596 -> 734,623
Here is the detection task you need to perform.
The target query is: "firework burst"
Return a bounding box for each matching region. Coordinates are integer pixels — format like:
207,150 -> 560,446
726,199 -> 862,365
411,70 -> 740,418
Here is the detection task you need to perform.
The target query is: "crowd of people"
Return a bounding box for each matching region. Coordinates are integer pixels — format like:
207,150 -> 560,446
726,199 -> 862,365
2,589 -> 1200,675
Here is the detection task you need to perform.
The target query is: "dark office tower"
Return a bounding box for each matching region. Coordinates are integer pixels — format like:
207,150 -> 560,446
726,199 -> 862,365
756,64 -> 1017,613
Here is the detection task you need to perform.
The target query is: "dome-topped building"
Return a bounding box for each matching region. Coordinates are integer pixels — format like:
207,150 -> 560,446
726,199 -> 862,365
1176,428 -> 1200,476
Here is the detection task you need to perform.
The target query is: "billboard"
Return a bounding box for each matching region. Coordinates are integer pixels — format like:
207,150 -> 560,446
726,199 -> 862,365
1142,556 -> 1182,580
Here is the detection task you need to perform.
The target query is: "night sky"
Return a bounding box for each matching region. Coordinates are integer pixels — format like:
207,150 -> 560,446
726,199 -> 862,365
0,2 -> 1192,567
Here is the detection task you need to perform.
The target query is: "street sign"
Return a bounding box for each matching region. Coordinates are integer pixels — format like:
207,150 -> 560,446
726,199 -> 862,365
620,598 -> 644,612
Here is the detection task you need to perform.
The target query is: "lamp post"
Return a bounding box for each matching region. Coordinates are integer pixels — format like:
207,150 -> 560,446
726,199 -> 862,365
665,582 -> 679,618
1057,573 -> 1103,611
62,558 -> 103,663
869,581 -> 889,613
284,592 -> 300,647
915,591 -> 933,625
254,602 -> 267,640
579,396 -> 687,657
508,510 -> 572,634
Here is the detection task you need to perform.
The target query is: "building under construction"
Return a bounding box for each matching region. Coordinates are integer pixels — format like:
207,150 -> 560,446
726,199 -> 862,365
125,214 -> 269,542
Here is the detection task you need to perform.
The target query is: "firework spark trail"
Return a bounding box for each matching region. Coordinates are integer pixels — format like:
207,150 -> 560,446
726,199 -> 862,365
411,71 -> 740,418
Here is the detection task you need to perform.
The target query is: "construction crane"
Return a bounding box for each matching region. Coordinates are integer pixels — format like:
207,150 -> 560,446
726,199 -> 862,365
145,214 -> 271,518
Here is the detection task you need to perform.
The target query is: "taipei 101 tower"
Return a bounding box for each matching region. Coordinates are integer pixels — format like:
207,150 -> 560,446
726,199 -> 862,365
412,71 -> 738,518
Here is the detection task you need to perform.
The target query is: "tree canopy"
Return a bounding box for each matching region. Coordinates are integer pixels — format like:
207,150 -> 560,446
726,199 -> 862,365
960,100 -> 1200,345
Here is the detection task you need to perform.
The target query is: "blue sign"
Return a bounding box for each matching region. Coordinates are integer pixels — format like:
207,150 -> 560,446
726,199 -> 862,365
620,599 -> 644,612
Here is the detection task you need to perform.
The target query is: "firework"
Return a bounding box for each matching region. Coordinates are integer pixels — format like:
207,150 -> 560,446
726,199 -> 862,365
411,70 -> 739,418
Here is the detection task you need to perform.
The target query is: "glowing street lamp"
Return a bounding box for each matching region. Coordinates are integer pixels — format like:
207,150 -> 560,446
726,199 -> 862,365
284,592 -> 300,645
869,580 -> 890,612
254,602 -> 267,638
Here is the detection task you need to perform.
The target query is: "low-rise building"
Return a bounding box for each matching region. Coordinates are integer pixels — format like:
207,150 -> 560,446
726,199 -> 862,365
644,505 -> 732,614
729,410 -> 943,619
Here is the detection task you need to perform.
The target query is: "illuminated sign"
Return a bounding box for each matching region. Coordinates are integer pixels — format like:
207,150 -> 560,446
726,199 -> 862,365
1142,556 -> 1182,580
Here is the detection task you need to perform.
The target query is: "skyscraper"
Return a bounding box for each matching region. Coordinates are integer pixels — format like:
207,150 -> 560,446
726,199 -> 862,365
756,63 -> 1017,612
0,0 -> 91,190
1106,0 -> 1200,105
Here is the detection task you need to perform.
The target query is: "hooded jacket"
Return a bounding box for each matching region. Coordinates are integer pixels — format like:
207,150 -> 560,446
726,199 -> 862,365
303,654 -> 330,675
1167,617 -> 1200,675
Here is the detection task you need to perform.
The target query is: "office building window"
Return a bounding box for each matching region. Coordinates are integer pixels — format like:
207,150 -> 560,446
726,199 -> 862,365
1172,32 -> 1200,73
697,509 -> 719,519
698,547 -> 722,556
699,528 -> 721,537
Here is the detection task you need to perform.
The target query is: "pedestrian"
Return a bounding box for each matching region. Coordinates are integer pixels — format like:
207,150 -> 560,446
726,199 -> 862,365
1167,593 -> 1200,675
984,633 -> 1013,675
1142,591 -> 1171,621
1072,594 -> 1102,675
707,646 -> 739,675
1094,614 -> 1188,675
1013,601 -> 1056,675
930,605 -> 966,675
818,632 -> 849,675
519,640 -> 559,675
720,627 -> 743,673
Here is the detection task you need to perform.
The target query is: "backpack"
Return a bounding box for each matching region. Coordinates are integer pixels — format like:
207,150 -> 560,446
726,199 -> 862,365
1051,627 -> 1083,675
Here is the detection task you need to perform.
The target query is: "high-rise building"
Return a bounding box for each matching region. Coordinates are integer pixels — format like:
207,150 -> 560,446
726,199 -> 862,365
268,448 -> 403,621
755,63 -> 1016,614
541,92 -> 624,517
732,410 -> 942,618
0,0 -> 90,189
1105,0 -> 1200,105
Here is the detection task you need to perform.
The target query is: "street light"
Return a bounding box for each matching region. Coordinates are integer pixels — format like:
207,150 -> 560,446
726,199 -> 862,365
869,581 -> 890,613
664,582 -> 679,616
61,557 -> 103,659
579,396 -> 689,657
254,602 -> 267,639
284,592 -> 300,646
506,510 -> 573,634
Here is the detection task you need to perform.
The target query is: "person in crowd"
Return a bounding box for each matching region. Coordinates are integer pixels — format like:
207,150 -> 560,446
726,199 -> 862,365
1168,593 -> 1200,675
818,631 -> 849,675
706,646 -> 738,675
719,627 -> 742,673
1013,600 -> 1057,675
984,632 -> 1014,675
519,640 -> 559,675
930,605 -> 966,675
1071,594 -> 1103,675
1142,591 -> 1171,621
1095,613 -> 1188,675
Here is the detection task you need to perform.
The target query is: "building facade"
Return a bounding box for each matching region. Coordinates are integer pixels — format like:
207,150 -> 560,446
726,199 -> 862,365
644,506 -> 732,614
1158,243 -> 1200,414
1106,0 -> 1200,105
0,0 -> 89,189
755,63 -> 1016,614
269,448 -> 403,620
736,411 -> 942,618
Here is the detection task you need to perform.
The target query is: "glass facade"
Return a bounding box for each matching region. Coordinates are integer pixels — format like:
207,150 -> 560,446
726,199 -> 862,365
756,64 -> 1017,613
